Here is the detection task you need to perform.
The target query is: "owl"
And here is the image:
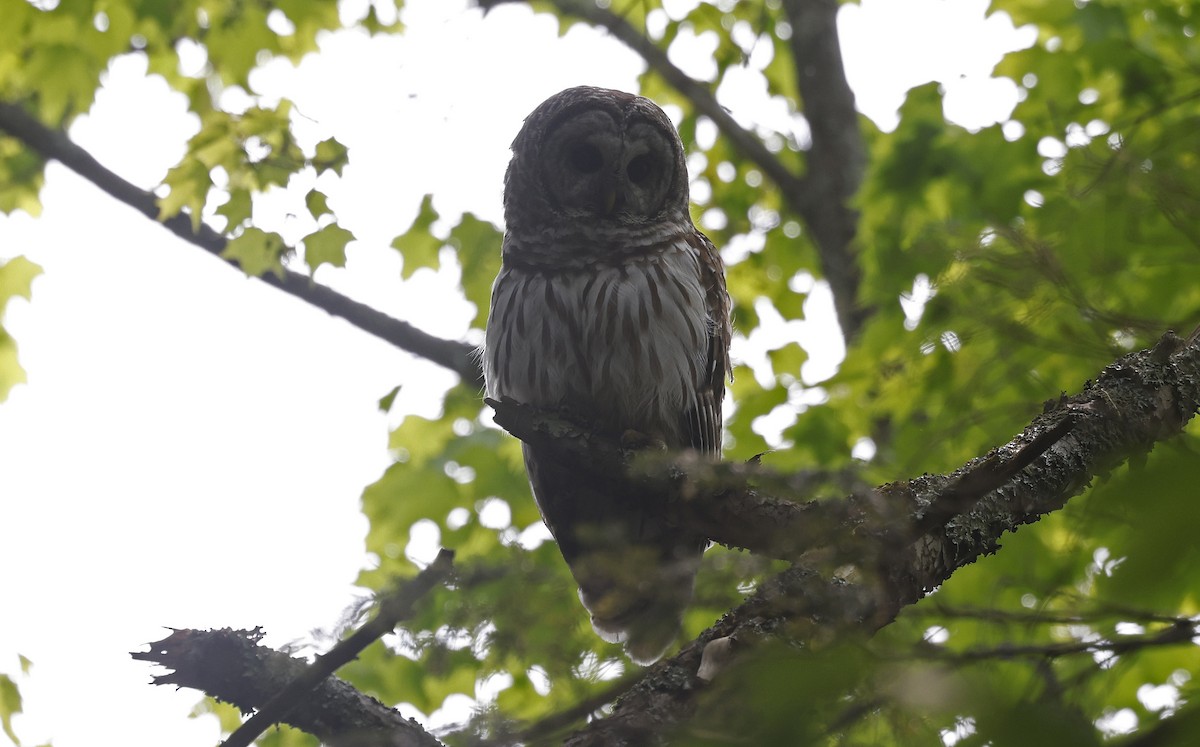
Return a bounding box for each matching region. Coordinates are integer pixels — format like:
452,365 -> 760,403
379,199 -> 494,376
483,86 -> 731,664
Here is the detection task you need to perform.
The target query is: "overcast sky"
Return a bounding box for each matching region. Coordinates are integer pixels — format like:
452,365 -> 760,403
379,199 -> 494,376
0,1 -> 1033,744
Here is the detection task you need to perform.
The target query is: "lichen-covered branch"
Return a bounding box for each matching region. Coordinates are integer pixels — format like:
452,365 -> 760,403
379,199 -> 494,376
134,550 -> 454,747
135,330 -> 1199,747
555,329 -> 1200,745
132,627 -> 445,747
219,549 -> 454,747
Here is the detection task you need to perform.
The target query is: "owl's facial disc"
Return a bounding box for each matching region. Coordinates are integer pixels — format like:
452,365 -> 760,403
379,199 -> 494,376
540,109 -> 677,219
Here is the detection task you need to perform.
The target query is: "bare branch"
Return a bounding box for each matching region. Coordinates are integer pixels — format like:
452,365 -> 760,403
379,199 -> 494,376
218,548 -> 455,747
0,101 -> 484,388
133,627 -> 445,747
912,618 -> 1198,664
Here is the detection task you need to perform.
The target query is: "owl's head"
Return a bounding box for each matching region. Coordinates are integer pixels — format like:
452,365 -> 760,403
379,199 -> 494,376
504,86 -> 689,232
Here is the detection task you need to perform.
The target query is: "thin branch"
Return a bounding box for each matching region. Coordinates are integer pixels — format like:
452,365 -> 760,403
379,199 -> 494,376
219,549 -> 455,747
915,602 -> 1199,628
0,101 -> 484,388
910,618 -> 1198,664
488,671 -> 646,746
481,0 -> 811,212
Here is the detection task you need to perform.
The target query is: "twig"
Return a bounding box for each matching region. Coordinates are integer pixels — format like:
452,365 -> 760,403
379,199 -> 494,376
911,619 -> 1198,663
490,671 -> 646,746
0,101 -> 484,388
220,548 -> 455,747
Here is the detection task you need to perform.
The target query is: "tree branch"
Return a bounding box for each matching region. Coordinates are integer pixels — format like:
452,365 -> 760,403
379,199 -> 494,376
780,0 -> 869,337
486,390 -> 1076,567
912,618 -> 1198,664
219,548 -> 455,747
128,330 -> 1200,747
0,101 -> 484,388
133,627 -> 445,747
545,328 -> 1200,745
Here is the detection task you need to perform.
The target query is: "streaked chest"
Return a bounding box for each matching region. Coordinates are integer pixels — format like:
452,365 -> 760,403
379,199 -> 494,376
484,241 -> 710,436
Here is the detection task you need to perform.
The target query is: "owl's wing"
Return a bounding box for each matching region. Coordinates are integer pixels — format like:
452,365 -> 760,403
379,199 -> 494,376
683,230 -> 732,457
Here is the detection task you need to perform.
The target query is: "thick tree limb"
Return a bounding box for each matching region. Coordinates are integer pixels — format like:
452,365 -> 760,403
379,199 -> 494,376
485,394 -> 1075,567
131,333 -> 1199,747
539,329 -> 1200,745
0,101 -> 484,388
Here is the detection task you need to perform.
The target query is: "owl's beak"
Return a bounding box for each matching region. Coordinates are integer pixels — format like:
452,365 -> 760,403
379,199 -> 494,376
602,187 -> 619,215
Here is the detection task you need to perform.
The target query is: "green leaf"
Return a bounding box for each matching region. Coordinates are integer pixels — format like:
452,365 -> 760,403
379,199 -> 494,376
390,194 -> 442,279
158,158 -> 212,231
302,222 -> 354,271
0,672 -> 22,745
378,385 -> 402,413
221,228 -> 288,278
0,255 -> 39,303
0,255 -> 41,402
313,137 -> 349,176
304,188 -> 331,219
767,342 -> 807,380
215,188 -> 253,230
0,134 -> 45,216
446,212 -> 503,328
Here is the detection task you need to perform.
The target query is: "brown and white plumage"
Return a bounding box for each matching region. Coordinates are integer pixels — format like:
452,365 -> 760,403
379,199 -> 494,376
484,86 -> 731,663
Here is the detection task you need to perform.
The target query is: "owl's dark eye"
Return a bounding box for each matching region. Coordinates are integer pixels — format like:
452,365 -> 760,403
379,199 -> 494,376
626,154 -> 655,185
569,143 -> 604,173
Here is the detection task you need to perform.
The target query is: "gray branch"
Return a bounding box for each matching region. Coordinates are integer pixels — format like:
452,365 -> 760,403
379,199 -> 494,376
781,0 -> 869,337
133,627 -> 445,747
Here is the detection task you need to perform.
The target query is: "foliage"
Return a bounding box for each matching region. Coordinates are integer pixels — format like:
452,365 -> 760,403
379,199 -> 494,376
0,255 -> 40,402
3,0 -> 1200,744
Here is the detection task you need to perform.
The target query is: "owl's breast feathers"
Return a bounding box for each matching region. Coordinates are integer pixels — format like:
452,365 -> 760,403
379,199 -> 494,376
484,230 -> 725,452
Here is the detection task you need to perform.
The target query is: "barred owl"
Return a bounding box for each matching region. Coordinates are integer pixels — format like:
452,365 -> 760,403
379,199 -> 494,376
484,86 -> 731,664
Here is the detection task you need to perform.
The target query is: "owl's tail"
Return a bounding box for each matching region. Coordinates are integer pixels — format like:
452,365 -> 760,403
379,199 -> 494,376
574,539 -> 704,664
524,445 -> 705,664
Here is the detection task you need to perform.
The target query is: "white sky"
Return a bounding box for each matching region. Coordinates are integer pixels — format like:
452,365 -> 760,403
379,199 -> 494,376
0,1 -> 1032,744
